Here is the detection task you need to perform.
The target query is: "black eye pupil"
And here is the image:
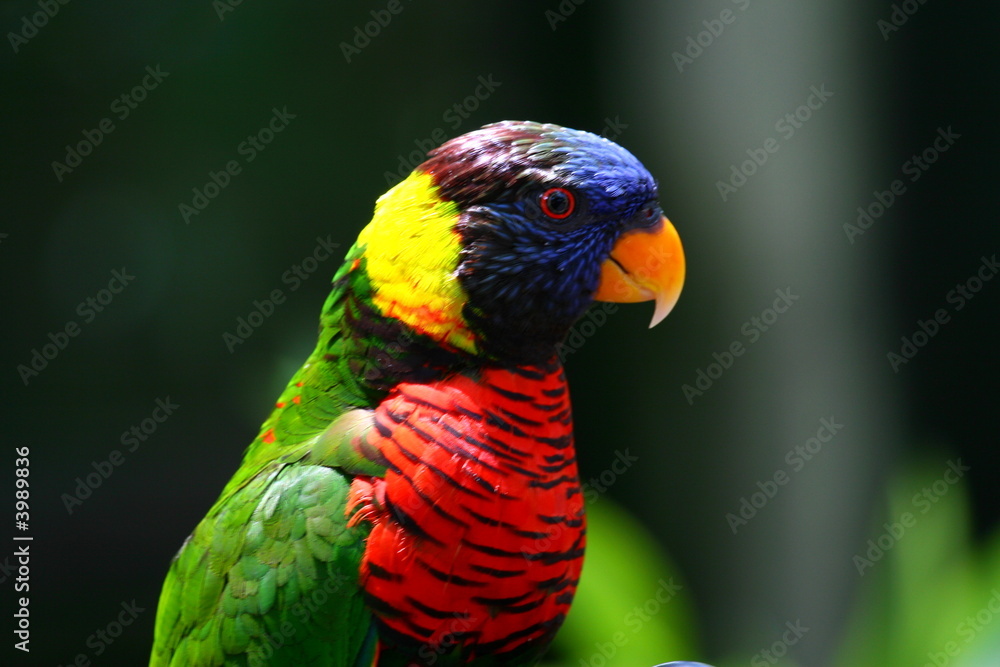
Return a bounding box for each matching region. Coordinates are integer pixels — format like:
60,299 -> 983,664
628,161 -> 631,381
549,193 -> 568,213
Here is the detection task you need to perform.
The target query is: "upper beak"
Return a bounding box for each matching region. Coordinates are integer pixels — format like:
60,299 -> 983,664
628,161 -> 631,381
593,216 -> 685,328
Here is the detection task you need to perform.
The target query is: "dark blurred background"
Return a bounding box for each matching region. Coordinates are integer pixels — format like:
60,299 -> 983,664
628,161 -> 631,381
3,1 -> 998,665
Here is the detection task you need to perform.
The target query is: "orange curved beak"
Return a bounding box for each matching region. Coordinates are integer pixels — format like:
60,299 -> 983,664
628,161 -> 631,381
593,216 -> 685,328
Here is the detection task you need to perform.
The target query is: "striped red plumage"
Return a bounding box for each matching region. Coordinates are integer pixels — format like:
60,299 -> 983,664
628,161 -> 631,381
347,361 -> 585,661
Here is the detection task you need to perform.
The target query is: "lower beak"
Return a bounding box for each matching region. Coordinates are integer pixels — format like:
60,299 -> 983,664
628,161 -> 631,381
593,216 -> 685,328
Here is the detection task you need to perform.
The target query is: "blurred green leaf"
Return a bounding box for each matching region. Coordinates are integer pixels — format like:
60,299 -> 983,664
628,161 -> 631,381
545,498 -> 700,667
836,457 -> 1000,667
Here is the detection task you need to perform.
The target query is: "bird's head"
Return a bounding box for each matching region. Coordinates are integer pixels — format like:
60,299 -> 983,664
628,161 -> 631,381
352,120 -> 685,365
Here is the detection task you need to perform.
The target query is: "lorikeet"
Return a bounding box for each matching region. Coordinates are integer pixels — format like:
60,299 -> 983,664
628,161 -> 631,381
150,120 -> 685,666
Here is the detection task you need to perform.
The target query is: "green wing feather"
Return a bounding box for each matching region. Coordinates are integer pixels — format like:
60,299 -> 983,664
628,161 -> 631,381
152,464 -> 372,666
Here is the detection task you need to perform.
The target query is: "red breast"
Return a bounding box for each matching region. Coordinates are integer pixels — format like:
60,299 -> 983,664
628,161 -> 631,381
348,362 -> 585,661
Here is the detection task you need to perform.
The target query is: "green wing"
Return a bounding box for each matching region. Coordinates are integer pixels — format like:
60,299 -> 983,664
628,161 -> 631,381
151,462 -> 374,667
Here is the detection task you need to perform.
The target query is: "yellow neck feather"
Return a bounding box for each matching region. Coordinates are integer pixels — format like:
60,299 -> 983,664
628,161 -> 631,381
356,171 -> 477,353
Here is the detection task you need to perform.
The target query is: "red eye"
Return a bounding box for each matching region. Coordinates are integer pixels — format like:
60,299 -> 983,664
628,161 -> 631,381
540,188 -> 575,219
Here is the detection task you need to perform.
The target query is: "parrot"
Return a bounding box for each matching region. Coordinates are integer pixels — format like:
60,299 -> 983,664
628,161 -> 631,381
150,120 -> 685,667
